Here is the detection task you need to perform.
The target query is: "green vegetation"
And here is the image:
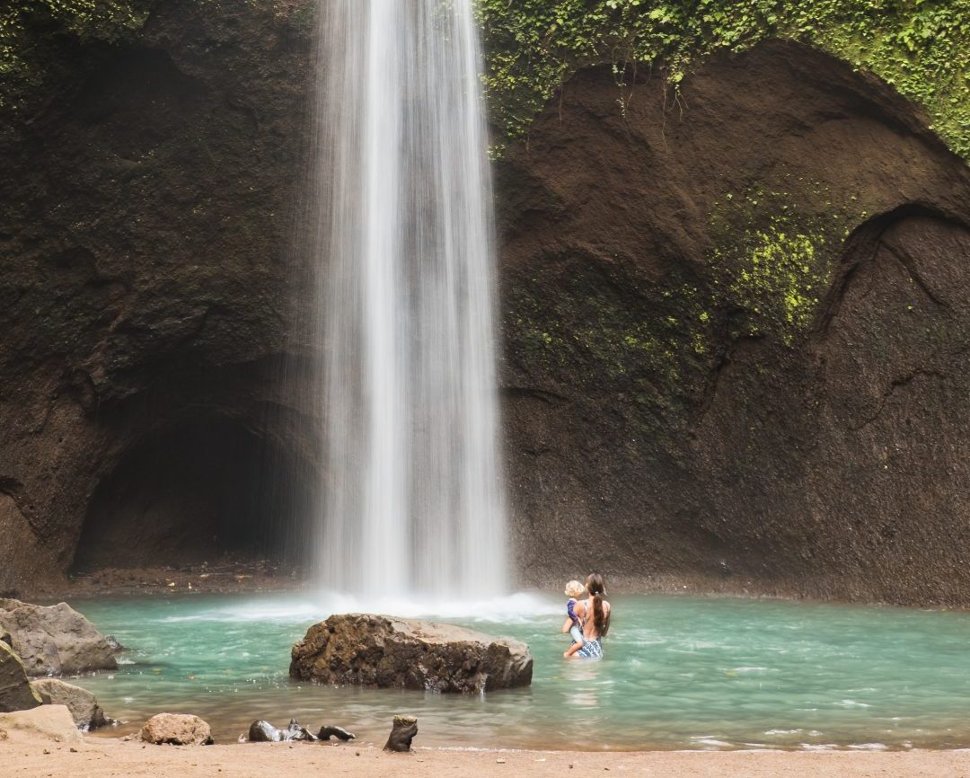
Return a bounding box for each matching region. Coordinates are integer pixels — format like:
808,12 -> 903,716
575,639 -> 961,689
707,182 -> 859,345
506,261 -> 715,433
477,0 -> 970,158
1,0 -> 154,109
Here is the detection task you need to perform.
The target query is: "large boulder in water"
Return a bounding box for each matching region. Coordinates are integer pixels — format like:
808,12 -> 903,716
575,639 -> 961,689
0,599 -> 118,676
289,614 -> 533,693
0,641 -> 42,713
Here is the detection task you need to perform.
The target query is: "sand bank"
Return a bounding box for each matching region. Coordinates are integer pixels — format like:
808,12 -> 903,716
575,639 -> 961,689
3,737 -> 970,777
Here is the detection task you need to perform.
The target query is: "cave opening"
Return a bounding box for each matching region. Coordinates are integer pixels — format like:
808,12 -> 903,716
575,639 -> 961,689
72,415 -> 314,574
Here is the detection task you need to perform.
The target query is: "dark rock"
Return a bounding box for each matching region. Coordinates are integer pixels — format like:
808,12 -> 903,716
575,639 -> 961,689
290,614 -> 533,693
247,719 -> 316,742
0,642 -> 42,713
30,678 -> 111,731
497,40 -> 970,605
247,720 -> 278,742
0,0 -> 318,595
317,724 -> 355,741
0,599 -> 118,676
384,714 -> 417,753
140,713 -> 213,746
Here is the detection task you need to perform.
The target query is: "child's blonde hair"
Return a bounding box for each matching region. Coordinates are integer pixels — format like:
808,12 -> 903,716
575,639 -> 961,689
564,580 -> 585,598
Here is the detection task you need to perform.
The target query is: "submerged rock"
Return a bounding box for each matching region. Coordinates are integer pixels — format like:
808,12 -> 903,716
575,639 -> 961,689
289,614 -> 533,693
0,599 -> 118,676
30,678 -> 110,730
140,713 -> 213,746
0,641 -> 42,713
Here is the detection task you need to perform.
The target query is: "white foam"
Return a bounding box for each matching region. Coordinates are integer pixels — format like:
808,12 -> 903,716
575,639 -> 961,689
155,590 -> 558,625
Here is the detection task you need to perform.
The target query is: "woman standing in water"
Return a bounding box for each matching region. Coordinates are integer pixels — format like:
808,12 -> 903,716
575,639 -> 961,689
567,572 -> 611,659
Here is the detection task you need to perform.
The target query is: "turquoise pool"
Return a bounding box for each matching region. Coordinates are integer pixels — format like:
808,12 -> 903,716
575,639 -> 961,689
70,592 -> 970,750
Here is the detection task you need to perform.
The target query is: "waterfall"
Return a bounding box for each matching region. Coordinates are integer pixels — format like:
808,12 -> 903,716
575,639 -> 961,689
308,0 -> 507,598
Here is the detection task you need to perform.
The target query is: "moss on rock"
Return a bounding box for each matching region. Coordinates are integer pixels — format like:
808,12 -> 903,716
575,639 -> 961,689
478,0 -> 970,158
706,180 -> 861,345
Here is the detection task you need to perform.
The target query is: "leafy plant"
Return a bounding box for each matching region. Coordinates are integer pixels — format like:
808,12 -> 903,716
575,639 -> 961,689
477,0 -> 970,158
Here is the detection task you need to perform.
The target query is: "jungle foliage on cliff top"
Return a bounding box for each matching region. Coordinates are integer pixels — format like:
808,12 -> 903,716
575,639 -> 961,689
0,0 -> 155,110
477,0 -> 970,159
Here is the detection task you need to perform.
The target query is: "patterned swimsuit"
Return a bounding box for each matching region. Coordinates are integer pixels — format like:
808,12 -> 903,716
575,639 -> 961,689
577,638 -> 603,658
575,599 -> 606,658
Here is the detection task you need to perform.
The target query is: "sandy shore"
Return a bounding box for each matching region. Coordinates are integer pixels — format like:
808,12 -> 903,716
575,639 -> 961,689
3,737 -> 970,777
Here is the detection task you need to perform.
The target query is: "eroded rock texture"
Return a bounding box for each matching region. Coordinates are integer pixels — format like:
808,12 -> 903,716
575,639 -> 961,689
0,1 -> 319,592
497,41 -> 970,603
290,614 -> 533,693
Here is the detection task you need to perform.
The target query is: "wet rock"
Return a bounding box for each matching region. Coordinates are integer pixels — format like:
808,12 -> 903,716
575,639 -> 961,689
290,613 -> 533,693
0,641 -> 41,713
318,724 -> 355,741
247,719 -> 316,742
140,713 -> 213,746
0,599 -> 118,676
384,714 -> 417,752
30,678 -> 110,730
0,704 -> 81,744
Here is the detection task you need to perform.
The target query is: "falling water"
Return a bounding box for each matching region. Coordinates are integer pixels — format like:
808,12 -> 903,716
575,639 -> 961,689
308,0 -> 507,597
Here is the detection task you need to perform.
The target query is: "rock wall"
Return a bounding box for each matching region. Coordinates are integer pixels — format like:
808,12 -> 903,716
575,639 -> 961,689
0,0 -> 320,591
1,2 -> 969,604
498,42 -> 970,603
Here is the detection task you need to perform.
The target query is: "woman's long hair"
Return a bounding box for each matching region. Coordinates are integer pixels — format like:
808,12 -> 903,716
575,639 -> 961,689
585,572 -> 608,636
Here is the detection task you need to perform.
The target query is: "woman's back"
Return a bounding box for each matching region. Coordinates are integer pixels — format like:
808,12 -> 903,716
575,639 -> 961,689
581,598 -> 610,640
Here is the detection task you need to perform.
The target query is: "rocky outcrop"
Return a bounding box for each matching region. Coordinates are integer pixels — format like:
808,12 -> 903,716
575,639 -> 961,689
0,600 -> 118,676
0,642 -> 42,713
140,713 -> 213,746
30,678 -> 110,731
290,614 -> 533,693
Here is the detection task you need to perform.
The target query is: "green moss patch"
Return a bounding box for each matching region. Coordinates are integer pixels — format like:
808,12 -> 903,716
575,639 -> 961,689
478,0 -> 970,158
707,181 -> 861,345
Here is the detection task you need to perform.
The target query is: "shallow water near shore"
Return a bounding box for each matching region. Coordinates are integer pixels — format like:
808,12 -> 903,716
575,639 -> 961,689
71,592 -> 970,751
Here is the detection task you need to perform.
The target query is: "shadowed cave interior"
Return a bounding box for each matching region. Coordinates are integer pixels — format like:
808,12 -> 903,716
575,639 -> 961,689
72,415 -> 313,573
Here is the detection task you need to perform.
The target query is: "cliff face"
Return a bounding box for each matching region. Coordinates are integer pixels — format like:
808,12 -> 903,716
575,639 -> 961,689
498,42 -> 970,602
0,0 -> 319,590
2,3 -> 970,604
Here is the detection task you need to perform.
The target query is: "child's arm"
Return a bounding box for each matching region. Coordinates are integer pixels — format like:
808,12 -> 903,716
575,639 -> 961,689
561,616 -> 575,633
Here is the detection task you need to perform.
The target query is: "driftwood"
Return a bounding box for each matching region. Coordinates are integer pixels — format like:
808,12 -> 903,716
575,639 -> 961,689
247,719 -> 316,742
317,724 -> 356,741
383,714 -> 417,752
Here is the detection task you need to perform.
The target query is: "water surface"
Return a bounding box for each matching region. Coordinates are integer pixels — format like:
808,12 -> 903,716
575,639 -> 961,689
74,592 -> 970,750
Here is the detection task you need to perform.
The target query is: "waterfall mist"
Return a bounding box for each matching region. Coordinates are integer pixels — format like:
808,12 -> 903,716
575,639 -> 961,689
305,0 -> 508,598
